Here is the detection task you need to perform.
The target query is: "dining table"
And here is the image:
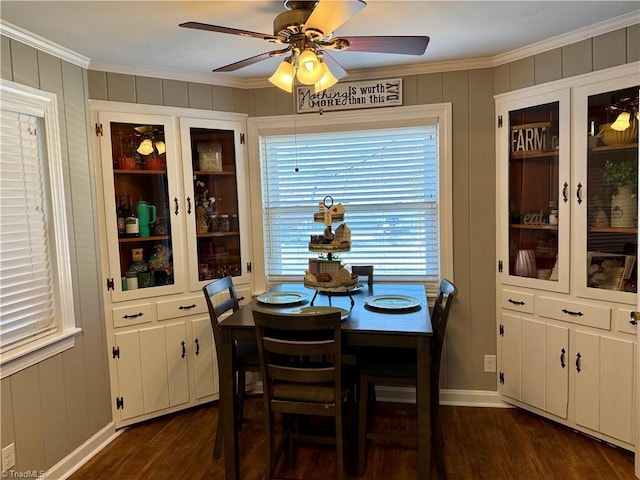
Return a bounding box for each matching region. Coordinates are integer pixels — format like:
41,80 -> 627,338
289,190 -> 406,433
217,282 -> 433,480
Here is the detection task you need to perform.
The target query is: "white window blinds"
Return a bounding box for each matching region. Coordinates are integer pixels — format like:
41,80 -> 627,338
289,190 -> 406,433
259,124 -> 440,280
0,110 -> 56,349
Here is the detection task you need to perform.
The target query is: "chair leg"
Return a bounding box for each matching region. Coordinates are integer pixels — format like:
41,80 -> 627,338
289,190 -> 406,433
265,410 -> 277,480
335,408 -> 345,480
237,371 -> 246,425
431,385 -> 447,480
356,374 -> 369,476
212,414 -> 223,459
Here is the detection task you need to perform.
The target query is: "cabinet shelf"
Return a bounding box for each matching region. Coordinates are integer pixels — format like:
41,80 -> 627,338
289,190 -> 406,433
510,224 -> 559,231
114,169 -> 166,175
196,231 -> 239,238
194,170 -> 236,176
588,226 -> 637,234
118,235 -> 170,243
510,150 -> 559,160
590,143 -> 638,153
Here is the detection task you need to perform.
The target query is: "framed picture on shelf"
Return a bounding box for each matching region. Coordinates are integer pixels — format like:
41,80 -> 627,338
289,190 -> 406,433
586,252 -> 633,291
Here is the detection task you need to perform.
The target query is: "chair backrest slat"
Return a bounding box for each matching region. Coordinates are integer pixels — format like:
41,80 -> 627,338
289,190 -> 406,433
263,337 -> 334,356
267,365 -> 335,383
203,276 -> 240,349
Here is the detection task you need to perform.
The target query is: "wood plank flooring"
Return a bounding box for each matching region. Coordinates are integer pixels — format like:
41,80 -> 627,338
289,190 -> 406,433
70,398 -> 636,480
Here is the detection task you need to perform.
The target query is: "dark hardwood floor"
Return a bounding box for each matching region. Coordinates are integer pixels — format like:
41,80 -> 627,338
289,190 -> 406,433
70,397 -> 636,480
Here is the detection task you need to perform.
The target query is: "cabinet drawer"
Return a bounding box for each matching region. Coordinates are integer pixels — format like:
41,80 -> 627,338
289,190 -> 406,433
501,289 -> 534,314
157,295 -> 207,320
537,296 -> 610,330
112,303 -> 155,328
615,308 -> 638,336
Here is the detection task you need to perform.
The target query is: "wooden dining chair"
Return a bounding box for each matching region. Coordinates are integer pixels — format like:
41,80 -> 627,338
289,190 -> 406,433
203,276 -> 260,459
351,265 -> 374,288
355,278 -> 458,479
253,308 -> 355,480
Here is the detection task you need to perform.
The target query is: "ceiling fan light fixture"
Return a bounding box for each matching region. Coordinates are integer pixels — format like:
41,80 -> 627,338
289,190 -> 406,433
611,111 -> 631,131
269,58 -> 296,93
137,138 -> 155,155
296,49 -> 324,85
154,140 -> 166,155
314,62 -> 338,93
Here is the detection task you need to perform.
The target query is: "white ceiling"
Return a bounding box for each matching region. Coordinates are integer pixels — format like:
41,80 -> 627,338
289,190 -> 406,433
1,1 -> 639,88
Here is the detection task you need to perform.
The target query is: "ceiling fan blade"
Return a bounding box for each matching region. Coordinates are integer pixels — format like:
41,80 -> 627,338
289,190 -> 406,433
179,21 -> 282,43
213,48 -> 291,72
303,0 -> 367,37
321,51 -> 348,79
331,36 -> 430,55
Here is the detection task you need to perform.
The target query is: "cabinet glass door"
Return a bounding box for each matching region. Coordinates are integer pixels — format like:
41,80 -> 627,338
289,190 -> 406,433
584,85 -> 638,296
98,112 -> 183,300
180,118 -> 247,290
504,95 -> 569,292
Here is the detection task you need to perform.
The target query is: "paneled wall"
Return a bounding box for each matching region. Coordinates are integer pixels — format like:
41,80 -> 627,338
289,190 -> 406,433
0,37 -> 111,473
0,21 -> 636,475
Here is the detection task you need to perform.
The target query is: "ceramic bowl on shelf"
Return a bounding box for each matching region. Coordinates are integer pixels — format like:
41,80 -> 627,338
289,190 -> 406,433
599,121 -> 638,146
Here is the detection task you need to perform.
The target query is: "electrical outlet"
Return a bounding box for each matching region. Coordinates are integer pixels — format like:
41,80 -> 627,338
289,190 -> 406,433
484,354 -> 497,373
2,443 -> 16,470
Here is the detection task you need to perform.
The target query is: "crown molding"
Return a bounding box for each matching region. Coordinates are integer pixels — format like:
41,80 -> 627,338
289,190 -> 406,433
491,9 -> 640,67
0,20 -> 90,69
2,11 -> 638,89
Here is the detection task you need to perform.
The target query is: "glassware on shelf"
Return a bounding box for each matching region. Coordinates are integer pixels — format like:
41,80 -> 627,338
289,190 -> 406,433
507,101 -> 561,282
584,85 -> 638,294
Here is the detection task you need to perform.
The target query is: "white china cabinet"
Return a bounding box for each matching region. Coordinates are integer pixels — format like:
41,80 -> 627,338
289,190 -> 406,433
91,102 -> 253,427
495,63 -> 639,451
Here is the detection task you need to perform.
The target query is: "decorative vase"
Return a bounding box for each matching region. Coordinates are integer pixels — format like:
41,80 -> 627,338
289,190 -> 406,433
610,185 -> 637,228
515,249 -> 536,278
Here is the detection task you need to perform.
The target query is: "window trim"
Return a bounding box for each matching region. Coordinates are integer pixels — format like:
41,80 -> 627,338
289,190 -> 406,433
0,79 -> 80,378
247,103 -> 453,295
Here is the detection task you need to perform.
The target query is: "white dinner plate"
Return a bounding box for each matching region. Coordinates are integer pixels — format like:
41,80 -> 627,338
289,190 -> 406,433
257,291 -> 309,305
297,306 -> 350,321
363,294 -> 421,312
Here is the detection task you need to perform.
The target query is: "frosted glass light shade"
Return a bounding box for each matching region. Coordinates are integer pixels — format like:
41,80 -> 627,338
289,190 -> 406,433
314,63 -> 338,93
611,111 -> 631,131
296,50 -> 324,85
154,141 -> 166,155
137,139 -> 154,155
269,60 -> 295,93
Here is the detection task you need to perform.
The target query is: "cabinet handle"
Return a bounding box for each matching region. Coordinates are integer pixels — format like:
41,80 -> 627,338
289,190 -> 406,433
562,182 -> 569,203
122,312 -> 144,319
181,341 -> 186,358
575,352 -> 582,373
560,348 -> 566,368
174,197 -> 179,215
507,299 -> 525,306
576,182 -> 583,204
630,311 -> 639,326
179,304 -> 197,310
561,308 -> 583,317
195,338 -> 200,356
187,197 -> 192,215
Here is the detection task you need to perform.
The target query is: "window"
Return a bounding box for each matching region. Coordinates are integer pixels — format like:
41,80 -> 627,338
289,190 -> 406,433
0,79 -> 80,378
248,104 -> 452,290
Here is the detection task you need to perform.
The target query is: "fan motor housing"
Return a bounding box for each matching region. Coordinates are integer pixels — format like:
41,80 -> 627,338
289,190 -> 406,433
274,8 -> 313,38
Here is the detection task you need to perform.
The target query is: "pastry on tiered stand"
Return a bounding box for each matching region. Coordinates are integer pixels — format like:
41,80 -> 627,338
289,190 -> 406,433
304,197 -> 358,306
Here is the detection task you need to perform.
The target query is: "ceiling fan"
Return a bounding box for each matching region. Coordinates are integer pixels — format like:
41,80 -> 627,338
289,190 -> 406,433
179,0 -> 430,93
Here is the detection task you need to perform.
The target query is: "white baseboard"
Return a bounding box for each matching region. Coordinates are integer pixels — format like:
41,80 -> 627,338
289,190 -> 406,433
255,380 -> 509,408
375,386 -> 512,408
46,422 -> 122,480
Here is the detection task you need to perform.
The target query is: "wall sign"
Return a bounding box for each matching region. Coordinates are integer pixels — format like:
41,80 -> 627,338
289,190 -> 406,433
511,121 -> 551,153
296,78 -> 402,114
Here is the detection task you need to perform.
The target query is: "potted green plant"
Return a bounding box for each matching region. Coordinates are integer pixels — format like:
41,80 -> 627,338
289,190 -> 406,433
602,160 -> 637,227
